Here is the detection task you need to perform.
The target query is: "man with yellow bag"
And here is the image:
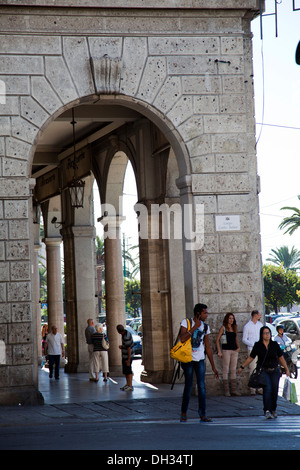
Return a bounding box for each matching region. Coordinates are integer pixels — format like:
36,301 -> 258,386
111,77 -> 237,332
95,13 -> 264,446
179,303 -> 219,423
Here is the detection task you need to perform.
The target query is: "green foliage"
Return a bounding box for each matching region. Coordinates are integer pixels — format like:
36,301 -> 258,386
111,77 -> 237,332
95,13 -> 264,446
263,263 -> 300,313
279,195 -> 300,235
266,245 -> 300,271
124,279 -> 141,316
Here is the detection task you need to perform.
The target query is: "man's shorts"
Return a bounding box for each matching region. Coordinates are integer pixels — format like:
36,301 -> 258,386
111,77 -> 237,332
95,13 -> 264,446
122,358 -> 133,375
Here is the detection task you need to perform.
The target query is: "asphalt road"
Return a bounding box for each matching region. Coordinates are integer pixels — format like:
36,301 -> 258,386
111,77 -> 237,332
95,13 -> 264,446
1,414 -> 300,451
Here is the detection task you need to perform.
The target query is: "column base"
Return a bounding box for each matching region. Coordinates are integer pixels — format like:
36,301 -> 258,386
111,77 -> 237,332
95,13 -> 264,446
108,365 -> 123,376
140,369 -> 173,384
0,387 -> 44,406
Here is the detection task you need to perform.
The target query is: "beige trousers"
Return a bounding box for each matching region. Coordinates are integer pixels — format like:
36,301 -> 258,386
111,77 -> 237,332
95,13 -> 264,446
222,350 -> 239,380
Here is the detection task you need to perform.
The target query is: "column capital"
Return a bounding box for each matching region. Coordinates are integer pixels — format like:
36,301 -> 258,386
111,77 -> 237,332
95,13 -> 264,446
43,237 -> 62,247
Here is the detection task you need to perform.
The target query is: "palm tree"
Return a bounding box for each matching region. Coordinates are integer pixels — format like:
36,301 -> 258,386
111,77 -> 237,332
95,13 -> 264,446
95,235 -> 105,313
279,196 -> 300,235
266,245 -> 300,271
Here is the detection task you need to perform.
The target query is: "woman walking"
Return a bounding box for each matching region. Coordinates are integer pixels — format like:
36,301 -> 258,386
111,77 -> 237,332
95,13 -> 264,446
216,313 -> 240,396
238,326 -> 290,419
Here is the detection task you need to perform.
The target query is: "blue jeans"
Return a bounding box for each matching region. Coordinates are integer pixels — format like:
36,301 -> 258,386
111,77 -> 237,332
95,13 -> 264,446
262,367 -> 281,412
181,360 -> 206,417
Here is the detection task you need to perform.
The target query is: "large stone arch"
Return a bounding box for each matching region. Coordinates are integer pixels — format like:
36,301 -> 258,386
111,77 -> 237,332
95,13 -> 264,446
0,1 -> 263,404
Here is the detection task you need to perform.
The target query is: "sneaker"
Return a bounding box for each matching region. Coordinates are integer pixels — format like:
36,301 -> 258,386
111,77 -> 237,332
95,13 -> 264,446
265,410 -> 272,419
272,411 -> 278,419
120,385 -> 129,391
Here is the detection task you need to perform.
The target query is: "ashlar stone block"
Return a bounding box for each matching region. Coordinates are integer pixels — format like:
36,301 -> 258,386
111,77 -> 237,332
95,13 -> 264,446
45,56 -> 78,104
63,37 -> 94,97
3,157 -> 27,177
121,37 -> 147,97
13,344 -> 33,365
166,96 -> 193,127
10,261 -> 30,281
9,365 -> 33,386
177,115 -> 204,142
31,76 -> 63,115
137,57 -> 167,102
4,200 -> 28,218
6,241 -> 29,260
11,302 -> 31,323
21,96 -> 49,128
8,322 -> 31,344
7,282 -> 31,302
153,76 -> 181,113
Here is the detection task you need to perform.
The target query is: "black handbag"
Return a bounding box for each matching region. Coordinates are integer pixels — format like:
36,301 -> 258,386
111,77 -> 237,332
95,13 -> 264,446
248,348 -> 268,388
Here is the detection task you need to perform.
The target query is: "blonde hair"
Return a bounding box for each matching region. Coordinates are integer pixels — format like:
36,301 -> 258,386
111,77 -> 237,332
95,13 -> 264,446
95,323 -> 103,333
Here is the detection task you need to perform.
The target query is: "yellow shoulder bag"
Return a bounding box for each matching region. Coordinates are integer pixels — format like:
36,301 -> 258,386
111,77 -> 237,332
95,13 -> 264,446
170,318 -> 192,363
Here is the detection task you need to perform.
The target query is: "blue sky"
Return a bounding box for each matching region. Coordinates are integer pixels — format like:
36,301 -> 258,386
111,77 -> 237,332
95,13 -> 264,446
251,1 -> 300,262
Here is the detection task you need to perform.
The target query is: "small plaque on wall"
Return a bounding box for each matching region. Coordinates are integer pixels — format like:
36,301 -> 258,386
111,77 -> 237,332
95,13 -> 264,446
215,215 -> 240,231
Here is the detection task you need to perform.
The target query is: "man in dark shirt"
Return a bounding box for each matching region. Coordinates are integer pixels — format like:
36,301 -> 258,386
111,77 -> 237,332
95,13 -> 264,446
85,318 -> 96,381
116,324 -> 134,391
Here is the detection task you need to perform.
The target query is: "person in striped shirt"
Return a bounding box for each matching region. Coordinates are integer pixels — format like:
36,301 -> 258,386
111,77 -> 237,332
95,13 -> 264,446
116,324 -> 134,391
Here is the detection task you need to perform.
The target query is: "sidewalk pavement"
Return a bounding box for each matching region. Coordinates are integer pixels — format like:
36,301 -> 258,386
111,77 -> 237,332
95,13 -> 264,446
1,366 -> 300,427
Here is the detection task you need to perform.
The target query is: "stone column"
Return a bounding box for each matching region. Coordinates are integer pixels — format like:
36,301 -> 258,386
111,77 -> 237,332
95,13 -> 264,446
176,175 -> 199,313
33,242 -> 42,364
102,216 -> 126,375
61,226 -> 78,373
43,238 -> 64,338
137,200 -> 172,383
72,225 -> 98,373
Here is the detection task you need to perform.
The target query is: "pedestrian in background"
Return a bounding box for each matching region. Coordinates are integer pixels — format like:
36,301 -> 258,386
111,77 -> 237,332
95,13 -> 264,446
85,318 -> 96,381
216,313 -> 240,397
46,325 -> 64,380
116,324 -> 134,391
179,303 -> 219,423
238,325 -> 290,419
91,323 -> 109,382
242,310 -> 263,395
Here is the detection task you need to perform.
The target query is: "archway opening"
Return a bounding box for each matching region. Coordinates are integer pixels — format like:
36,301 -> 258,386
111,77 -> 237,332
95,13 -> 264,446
31,97 -> 188,400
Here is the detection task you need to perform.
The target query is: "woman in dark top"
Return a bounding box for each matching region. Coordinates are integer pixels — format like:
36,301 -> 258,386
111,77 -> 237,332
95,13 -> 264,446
217,313 -> 240,397
91,323 -> 109,382
238,326 -> 290,419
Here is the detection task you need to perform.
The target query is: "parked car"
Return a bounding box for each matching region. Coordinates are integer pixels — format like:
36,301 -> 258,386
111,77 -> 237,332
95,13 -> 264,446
126,326 -> 142,357
272,314 -> 294,325
275,317 -> 300,342
265,313 -> 280,324
127,317 -> 142,335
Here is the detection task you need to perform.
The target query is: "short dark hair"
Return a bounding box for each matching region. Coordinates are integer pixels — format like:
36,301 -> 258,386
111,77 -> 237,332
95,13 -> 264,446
116,324 -> 125,333
194,303 -> 207,316
251,310 -> 259,317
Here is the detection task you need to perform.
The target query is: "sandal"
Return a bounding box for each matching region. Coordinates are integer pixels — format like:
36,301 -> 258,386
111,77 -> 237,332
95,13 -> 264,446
200,416 -> 212,422
180,414 -> 187,422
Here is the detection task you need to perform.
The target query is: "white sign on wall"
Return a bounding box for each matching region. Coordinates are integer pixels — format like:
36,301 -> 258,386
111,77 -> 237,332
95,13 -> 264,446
215,215 -> 240,231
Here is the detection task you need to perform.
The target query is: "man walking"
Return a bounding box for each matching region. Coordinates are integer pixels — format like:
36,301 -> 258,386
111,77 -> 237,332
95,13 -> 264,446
242,309 -> 263,395
46,325 -> 64,380
116,324 -> 134,391
85,318 -> 96,381
179,303 -> 219,422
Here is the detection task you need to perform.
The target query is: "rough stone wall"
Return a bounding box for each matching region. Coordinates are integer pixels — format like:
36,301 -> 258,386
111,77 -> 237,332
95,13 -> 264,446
0,2 -> 262,401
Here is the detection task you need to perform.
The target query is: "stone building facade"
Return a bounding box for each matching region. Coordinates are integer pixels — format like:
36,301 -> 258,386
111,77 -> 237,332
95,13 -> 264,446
0,0 -> 264,405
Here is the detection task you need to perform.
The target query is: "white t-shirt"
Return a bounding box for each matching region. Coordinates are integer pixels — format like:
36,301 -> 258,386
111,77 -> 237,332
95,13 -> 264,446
47,332 -> 63,355
180,318 -> 210,361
